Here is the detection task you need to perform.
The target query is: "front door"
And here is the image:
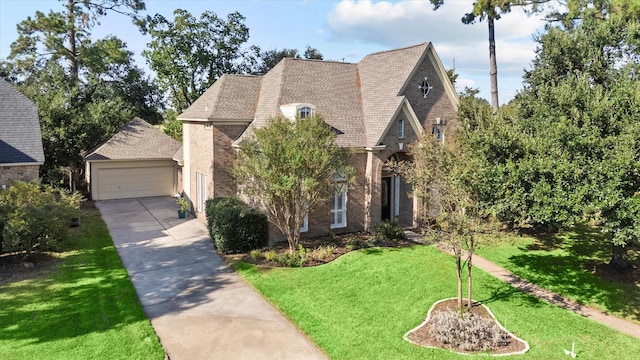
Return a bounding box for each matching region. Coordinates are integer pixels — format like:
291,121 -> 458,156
381,177 -> 391,221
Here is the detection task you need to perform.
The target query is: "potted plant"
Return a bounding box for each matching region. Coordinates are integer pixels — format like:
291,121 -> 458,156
176,196 -> 189,219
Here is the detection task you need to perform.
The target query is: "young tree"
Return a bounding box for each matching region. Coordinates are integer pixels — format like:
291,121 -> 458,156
140,9 -> 257,112
233,115 -> 352,253
397,129 -> 483,313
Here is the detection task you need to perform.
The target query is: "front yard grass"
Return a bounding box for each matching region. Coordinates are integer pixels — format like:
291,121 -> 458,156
236,245 -> 640,359
476,224 -> 640,324
0,205 -> 164,360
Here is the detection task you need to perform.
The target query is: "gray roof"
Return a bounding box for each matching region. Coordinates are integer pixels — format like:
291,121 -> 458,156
85,117 -> 182,161
180,42 -> 454,149
179,75 -> 261,121
0,78 -> 45,165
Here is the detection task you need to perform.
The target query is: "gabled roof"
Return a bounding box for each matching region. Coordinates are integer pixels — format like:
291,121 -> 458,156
180,42 -> 458,149
85,117 -> 181,161
358,43 -> 430,147
0,78 -> 45,165
179,75 -> 261,122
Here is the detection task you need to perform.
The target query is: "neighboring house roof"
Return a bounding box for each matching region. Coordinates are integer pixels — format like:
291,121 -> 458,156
0,78 -> 45,165
179,42 -> 458,149
85,117 -> 182,161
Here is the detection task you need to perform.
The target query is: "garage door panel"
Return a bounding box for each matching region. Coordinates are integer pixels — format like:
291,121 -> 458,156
96,165 -> 174,200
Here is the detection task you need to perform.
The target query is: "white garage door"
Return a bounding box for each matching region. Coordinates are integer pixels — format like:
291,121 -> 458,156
93,161 -> 175,200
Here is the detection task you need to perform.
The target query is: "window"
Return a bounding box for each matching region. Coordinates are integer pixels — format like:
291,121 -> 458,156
432,125 -> 444,143
298,106 -> 313,119
300,212 -> 309,233
196,172 -> 207,212
330,183 -> 347,228
398,119 -> 405,139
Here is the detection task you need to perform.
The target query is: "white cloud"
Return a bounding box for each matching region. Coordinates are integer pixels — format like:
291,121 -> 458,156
326,0 -> 549,101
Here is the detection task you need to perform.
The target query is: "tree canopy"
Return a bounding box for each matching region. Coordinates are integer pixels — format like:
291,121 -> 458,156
254,46 -> 323,74
1,0 -> 161,188
139,9 -> 257,112
233,115 -> 352,252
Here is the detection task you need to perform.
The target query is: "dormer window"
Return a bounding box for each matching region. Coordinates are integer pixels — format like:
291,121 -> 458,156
298,106 -> 313,119
280,103 -> 316,120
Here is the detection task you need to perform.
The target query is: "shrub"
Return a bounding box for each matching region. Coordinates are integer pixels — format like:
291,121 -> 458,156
0,181 -> 82,256
374,220 -> 406,242
263,249 -> 277,261
429,310 -> 509,352
308,245 -> 336,261
206,197 -> 268,254
274,245 -> 307,267
249,249 -> 263,260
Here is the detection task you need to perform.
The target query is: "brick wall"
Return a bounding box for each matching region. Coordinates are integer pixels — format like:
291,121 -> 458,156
212,125 -> 246,198
0,165 -> 40,186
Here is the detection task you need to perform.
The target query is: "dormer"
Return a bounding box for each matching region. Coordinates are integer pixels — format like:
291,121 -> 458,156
280,103 -> 316,120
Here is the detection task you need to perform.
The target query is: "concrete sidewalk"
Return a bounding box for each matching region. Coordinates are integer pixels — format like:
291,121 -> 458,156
405,231 -> 640,339
96,197 -> 327,360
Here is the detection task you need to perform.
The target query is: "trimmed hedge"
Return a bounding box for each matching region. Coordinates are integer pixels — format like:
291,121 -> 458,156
205,197 -> 268,254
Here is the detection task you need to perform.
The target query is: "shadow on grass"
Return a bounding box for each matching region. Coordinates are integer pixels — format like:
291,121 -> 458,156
509,223 -> 640,322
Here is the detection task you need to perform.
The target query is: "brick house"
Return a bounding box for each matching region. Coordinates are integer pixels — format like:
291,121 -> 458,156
178,43 -> 459,238
0,78 -> 45,187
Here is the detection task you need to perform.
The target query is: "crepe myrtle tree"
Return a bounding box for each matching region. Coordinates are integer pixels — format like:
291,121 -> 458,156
233,114 -> 353,253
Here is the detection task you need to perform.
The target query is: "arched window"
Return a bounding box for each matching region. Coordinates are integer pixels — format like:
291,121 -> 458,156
298,106 -> 313,119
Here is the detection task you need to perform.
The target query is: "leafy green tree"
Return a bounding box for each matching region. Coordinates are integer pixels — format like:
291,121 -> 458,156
466,13 -> 640,268
254,46 -> 324,74
2,0 -> 160,189
140,9 -> 257,112
233,114 -> 352,253
395,128 -> 485,313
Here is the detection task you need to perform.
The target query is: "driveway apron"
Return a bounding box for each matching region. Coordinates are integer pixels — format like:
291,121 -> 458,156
96,197 -> 327,360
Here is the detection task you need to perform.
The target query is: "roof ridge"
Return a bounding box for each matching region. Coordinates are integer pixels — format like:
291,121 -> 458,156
359,42 -> 430,61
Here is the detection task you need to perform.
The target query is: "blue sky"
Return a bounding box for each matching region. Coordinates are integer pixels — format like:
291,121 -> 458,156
0,0 -> 553,103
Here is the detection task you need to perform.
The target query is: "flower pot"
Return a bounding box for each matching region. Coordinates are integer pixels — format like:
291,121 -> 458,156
178,210 -> 186,219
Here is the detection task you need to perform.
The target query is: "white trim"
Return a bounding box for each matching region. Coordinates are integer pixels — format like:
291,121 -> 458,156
196,172 -> 207,213
300,212 -> 309,233
394,175 -> 400,217
177,117 -> 253,125
0,162 -> 43,167
330,183 -> 347,229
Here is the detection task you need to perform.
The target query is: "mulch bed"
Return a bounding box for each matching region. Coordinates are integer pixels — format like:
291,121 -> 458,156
220,232 -> 416,268
406,298 -> 529,355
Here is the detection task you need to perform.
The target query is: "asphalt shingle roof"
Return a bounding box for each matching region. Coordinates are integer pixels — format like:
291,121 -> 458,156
85,117 -> 182,161
181,42 -> 444,149
0,78 -> 45,165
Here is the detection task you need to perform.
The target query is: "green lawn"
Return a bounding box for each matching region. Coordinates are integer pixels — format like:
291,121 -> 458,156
476,224 -> 640,324
237,245 -> 639,360
0,206 -> 164,360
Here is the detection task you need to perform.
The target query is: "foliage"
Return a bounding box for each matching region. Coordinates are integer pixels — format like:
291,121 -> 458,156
0,181 -> 82,256
162,114 -> 183,142
307,245 -> 336,261
249,249 -> 263,260
139,9 -> 257,112
0,205 -> 164,360
234,114 -> 353,253
373,220 -> 406,242
254,46 -> 323,74
429,309 -> 508,352
2,0 -> 162,188
466,14 -> 640,268
237,246 -> 640,359
176,196 -> 189,212
274,245 -> 308,267
205,197 -> 268,254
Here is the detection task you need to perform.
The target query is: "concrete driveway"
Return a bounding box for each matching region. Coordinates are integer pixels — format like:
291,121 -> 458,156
96,197 -> 327,360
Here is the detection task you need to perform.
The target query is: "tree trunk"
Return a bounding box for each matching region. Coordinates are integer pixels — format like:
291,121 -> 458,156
66,0 -> 78,82
488,17 -> 499,113
467,251 -> 473,310
456,255 -> 463,316
610,243 -> 631,269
